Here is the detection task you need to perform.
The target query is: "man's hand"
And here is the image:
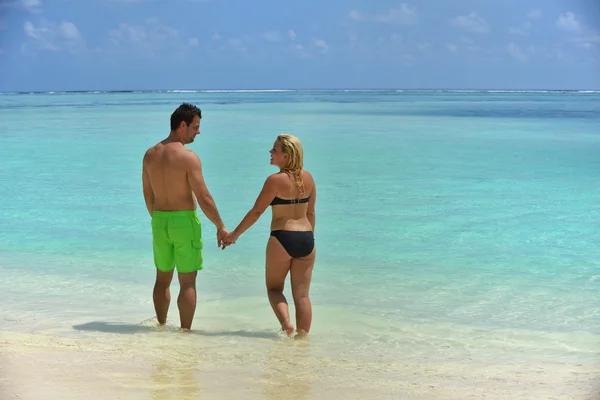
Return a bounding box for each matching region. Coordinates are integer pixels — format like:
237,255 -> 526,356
217,227 -> 229,249
221,231 -> 239,250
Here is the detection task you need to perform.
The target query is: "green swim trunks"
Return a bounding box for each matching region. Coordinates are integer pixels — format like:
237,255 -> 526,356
151,210 -> 204,273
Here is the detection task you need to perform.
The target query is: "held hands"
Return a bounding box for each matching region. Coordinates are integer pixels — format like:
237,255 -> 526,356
216,227 -> 229,249
220,231 -> 239,250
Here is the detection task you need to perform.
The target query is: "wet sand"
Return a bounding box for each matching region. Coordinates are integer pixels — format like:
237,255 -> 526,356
1,330 -> 598,400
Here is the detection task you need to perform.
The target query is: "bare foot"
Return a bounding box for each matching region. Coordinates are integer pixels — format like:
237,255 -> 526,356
294,329 -> 308,340
282,322 -> 294,337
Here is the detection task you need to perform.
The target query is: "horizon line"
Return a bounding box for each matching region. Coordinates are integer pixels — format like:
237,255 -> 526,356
1,87 -> 600,94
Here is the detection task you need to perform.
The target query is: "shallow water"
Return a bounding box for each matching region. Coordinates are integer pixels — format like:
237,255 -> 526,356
0,90 -> 599,397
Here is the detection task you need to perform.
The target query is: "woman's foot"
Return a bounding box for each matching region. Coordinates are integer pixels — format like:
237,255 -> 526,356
294,329 -> 308,340
281,322 -> 294,337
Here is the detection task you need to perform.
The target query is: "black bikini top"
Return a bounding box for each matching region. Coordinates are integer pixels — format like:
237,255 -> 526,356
270,196 -> 310,206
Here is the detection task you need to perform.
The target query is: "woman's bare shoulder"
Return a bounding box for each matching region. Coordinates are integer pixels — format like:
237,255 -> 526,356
303,170 -> 315,182
302,170 -> 315,194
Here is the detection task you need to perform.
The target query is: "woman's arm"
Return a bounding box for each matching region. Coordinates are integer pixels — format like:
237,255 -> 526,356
307,183 -> 316,232
230,175 -> 278,240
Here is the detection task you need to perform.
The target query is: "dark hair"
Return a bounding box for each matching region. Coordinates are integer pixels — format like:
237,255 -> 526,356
170,103 -> 202,131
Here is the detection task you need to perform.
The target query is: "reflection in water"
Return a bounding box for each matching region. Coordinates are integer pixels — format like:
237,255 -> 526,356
261,338 -> 313,400
149,344 -> 202,400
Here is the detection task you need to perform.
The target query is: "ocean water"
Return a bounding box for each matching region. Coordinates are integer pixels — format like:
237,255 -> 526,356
1,90 -> 599,398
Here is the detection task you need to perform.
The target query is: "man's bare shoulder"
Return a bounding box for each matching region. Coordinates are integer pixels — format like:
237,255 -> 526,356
144,143 -> 196,160
143,142 -> 164,158
179,147 -> 199,160
142,146 -> 157,165
171,147 -> 201,172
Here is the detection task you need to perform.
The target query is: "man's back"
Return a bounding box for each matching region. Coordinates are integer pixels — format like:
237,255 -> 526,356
144,141 -> 195,212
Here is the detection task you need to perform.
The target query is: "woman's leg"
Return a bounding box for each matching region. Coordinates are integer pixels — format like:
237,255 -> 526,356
265,236 -> 294,335
290,245 -> 316,337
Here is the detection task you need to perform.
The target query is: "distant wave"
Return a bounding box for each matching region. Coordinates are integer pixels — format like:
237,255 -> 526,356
0,89 -> 599,95
168,89 -> 293,93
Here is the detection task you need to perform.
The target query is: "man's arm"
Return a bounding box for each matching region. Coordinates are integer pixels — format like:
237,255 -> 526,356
186,152 -> 226,230
231,175 -> 278,238
142,156 -> 154,217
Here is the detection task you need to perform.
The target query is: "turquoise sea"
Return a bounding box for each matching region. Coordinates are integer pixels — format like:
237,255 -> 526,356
1,90 -> 599,399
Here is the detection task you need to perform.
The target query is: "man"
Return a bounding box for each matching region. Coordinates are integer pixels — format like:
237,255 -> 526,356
142,103 -> 228,331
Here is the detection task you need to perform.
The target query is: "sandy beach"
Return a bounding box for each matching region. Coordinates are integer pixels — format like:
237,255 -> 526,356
1,329 -> 598,400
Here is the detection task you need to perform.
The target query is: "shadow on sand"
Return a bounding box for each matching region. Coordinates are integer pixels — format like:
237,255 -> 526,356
73,321 -> 279,339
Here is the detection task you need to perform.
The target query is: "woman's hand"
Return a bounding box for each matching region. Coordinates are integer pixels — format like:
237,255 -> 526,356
221,231 -> 239,250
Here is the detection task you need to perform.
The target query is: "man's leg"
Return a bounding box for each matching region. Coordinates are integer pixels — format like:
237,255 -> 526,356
151,211 -> 175,325
153,269 -> 174,325
177,271 -> 197,330
171,210 -> 204,330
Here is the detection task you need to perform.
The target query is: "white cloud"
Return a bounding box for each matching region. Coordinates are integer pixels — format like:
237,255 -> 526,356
459,37 -> 485,53
512,44 -> 566,62
22,19 -> 84,54
507,43 -> 528,61
102,18 -> 196,60
450,12 -> 490,34
314,39 -> 328,52
572,33 -> 600,50
107,0 -> 218,3
509,23 -> 531,36
289,43 -> 310,58
510,18 -> 536,36
59,21 -> 80,40
17,0 -> 42,13
0,0 -> 43,13
446,44 -> 458,53
261,30 -> 282,42
228,38 -> 243,47
509,9 -> 543,36
20,0 -> 41,8
552,11 -> 600,52
223,37 -> 249,55
556,12 -> 582,33
204,29 -> 325,60
349,4 -> 418,25
349,10 -> 362,20
398,53 -> 416,65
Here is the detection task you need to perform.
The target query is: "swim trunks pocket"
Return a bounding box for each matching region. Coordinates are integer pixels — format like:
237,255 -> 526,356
192,239 -> 204,270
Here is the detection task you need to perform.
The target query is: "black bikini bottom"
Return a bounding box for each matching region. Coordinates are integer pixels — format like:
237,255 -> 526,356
270,230 -> 315,258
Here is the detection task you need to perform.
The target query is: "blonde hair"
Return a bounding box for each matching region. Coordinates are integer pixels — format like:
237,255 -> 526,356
277,133 -> 305,198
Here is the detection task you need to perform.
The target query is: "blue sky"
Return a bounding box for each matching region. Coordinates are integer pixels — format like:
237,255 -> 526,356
0,0 -> 599,91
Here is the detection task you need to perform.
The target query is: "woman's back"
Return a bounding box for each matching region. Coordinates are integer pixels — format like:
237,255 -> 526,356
270,170 -> 315,231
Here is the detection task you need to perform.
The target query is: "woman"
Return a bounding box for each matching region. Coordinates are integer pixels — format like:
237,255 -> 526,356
222,133 -> 317,338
